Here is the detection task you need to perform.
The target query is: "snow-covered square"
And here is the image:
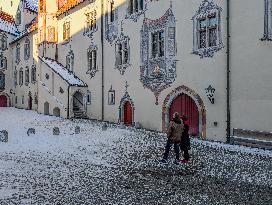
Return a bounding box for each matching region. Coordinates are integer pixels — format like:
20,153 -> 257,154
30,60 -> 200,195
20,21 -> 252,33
0,108 -> 271,205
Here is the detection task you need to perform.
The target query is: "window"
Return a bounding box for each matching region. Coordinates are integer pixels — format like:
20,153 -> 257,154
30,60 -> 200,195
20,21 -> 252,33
16,10 -> 21,25
48,26 -> 55,42
262,0 -> 272,41
86,10 -> 97,31
86,91 -> 91,104
15,96 -> 17,104
0,72 -> 5,90
115,34 -> 130,74
24,38 -> 30,60
0,53 -> 7,69
110,1 -> 115,22
87,44 -> 98,78
151,31 -> 164,58
66,50 -> 74,72
192,1 -> 223,58
128,0 -> 144,15
31,65 -> 36,83
0,34 -> 7,50
16,43 -> 20,64
19,68 -> 23,86
22,96 -> 24,104
63,22 -> 70,41
108,86 -> 115,105
14,69 -> 17,87
25,67 -> 29,84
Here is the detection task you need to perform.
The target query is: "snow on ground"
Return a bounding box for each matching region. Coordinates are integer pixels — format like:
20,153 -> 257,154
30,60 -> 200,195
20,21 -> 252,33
0,108 -> 271,205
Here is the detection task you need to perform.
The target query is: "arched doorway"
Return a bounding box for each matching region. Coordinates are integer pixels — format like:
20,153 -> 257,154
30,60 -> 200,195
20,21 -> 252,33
0,95 -> 7,107
163,85 -> 206,139
73,91 -> 84,118
169,94 -> 199,136
124,101 -> 133,125
44,102 -> 49,115
53,107 -> 60,117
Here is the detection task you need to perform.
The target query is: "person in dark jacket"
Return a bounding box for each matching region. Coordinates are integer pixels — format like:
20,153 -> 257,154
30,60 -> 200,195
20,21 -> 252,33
180,115 -> 190,163
161,112 -> 184,164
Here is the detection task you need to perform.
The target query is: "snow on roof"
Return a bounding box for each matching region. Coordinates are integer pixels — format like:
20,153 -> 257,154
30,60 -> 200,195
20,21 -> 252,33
0,11 -> 19,36
39,56 -> 87,87
24,0 -> 38,13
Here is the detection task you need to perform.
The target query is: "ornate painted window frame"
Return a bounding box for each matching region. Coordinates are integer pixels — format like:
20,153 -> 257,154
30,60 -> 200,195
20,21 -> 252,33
83,5 -> 98,39
108,86 -> 115,105
66,49 -> 74,73
262,0 -> 272,41
192,0 -> 223,58
0,33 -> 8,51
125,0 -> 147,22
16,43 -> 20,64
114,26 -> 130,75
25,66 -> 30,85
19,67 -> 23,86
31,64 -> 37,83
86,42 -> 98,78
0,52 -> 7,70
140,6 -> 177,105
14,68 -> 18,87
105,0 -> 118,44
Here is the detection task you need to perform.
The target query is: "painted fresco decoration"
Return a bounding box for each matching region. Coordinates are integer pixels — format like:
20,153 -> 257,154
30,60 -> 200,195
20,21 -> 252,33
261,0 -> 272,41
119,81 -> 135,123
114,21 -> 130,75
205,85 -> 215,104
192,0 -> 223,58
125,0 -> 148,22
0,72 -> 5,90
86,42 -> 98,78
140,4 -> 177,105
105,0 -> 118,44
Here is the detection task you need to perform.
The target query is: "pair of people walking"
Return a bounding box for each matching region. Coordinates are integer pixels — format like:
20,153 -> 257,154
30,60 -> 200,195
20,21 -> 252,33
161,112 -> 190,165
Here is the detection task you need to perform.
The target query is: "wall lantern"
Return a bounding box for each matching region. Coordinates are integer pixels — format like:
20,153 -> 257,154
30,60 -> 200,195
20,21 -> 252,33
205,85 -> 215,104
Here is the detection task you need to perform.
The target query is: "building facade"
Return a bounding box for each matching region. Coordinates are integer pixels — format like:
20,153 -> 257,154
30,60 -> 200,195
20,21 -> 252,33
0,0 -> 271,142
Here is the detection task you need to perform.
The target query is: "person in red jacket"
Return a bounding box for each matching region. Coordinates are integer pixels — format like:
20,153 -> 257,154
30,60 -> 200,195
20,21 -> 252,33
180,115 -> 190,163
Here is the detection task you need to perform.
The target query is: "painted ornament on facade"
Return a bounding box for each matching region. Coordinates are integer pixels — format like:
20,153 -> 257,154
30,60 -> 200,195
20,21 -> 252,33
261,0 -> 272,41
86,42 -> 98,78
83,5 -> 98,39
192,0 -> 223,58
140,6 -> 177,105
105,0 -> 118,44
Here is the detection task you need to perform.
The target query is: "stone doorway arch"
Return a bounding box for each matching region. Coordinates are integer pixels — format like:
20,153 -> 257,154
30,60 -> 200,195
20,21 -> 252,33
162,85 -> 206,139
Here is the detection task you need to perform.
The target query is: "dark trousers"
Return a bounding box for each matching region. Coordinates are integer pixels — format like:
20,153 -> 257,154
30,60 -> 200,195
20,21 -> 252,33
163,138 -> 180,160
180,143 -> 190,161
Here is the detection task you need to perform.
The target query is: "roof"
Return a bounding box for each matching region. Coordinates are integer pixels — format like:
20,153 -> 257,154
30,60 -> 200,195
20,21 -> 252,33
39,56 -> 87,87
24,0 -> 38,13
0,10 -> 19,36
56,0 -> 88,17
10,17 -> 38,44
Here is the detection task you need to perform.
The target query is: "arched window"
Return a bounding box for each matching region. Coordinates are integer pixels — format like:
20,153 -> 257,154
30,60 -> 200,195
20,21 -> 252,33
63,21 -> 70,41
25,66 -> 29,84
66,50 -> 74,72
19,68 -> 23,86
0,72 -> 5,90
47,26 -> 55,42
31,65 -> 36,83
16,43 -> 20,64
262,0 -> 272,40
16,10 -> 21,25
115,33 -> 130,75
24,38 -> 30,60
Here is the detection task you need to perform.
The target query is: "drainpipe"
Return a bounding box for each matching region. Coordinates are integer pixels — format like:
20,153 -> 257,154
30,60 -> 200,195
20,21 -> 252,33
226,0 -> 231,143
101,0 -> 105,121
67,85 -> 70,118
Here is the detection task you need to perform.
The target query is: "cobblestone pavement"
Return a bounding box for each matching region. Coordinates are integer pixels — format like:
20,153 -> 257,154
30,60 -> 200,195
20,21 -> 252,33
0,116 -> 271,204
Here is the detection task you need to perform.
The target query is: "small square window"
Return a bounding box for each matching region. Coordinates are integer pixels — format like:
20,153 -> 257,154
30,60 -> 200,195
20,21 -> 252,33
108,87 -> 115,105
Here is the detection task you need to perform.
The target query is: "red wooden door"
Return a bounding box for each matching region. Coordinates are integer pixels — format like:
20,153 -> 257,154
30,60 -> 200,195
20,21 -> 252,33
124,101 -> 132,125
169,94 -> 199,136
0,95 -> 7,107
